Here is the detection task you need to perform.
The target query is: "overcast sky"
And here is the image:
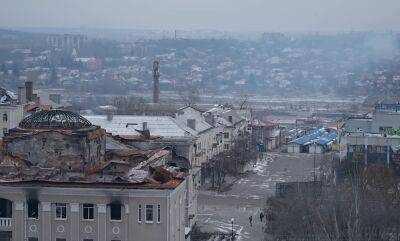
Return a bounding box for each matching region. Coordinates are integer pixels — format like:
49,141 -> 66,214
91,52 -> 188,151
1,0 -> 399,32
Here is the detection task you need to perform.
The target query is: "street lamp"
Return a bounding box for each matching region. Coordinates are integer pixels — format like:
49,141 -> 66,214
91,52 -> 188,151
231,218 -> 235,239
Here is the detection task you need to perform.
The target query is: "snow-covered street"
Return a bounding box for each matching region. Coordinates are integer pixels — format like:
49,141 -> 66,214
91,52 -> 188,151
197,152 -> 322,241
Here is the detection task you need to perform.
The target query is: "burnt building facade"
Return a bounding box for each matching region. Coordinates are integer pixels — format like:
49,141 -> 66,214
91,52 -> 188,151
0,110 -> 188,241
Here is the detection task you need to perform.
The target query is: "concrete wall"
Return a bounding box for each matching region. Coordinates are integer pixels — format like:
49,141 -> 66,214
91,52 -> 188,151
345,118 -> 372,133
371,111 -> 400,133
309,144 -> 323,154
287,143 -> 300,153
0,182 -> 186,241
0,105 -> 23,138
6,130 -> 105,166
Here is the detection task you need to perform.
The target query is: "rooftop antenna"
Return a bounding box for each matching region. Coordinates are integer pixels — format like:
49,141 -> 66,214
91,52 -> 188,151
153,60 -> 160,103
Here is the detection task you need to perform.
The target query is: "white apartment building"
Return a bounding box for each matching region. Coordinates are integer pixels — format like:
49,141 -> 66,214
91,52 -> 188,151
0,88 -> 23,138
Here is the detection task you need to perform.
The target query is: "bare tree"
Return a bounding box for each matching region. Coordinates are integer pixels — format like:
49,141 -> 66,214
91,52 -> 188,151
266,164 -> 400,241
203,130 -> 257,190
177,84 -> 200,107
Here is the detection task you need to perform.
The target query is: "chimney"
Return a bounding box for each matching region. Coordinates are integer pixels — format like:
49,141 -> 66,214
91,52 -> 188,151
106,112 -> 113,121
187,119 -> 196,130
142,122 -> 148,131
25,81 -> 33,102
204,113 -> 215,126
228,115 -> 233,123
138,122 -> 151,139
49,94 -> 61,104
18,86 -> 26,104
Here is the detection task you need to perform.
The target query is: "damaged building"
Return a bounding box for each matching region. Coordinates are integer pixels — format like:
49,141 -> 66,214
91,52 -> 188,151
0,110 -> 188,241
0,87 -> 23,138
4,110 -> 106,166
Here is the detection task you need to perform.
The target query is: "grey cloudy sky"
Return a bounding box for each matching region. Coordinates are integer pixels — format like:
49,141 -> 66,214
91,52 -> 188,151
1,0 -> 399,32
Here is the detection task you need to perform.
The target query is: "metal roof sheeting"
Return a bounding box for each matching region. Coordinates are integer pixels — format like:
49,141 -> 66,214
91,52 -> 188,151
85,115 -> 192,138
290,128 -> 337,146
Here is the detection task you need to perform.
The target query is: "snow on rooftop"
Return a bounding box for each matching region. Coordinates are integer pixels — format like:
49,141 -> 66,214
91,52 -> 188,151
84,115 -> 192,138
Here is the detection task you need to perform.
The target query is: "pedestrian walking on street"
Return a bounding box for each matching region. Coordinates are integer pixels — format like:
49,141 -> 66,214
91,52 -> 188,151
249,215 -> 253,227
259,212 -> 264,222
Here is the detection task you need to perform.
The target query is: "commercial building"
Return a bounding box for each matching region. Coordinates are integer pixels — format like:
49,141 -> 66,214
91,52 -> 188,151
339,104 -> 400,166
287,128 -> 337,154
249,119 -> 283,152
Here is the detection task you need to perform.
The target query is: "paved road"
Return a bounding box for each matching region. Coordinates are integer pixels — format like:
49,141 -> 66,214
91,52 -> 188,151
197,152 -> 323,241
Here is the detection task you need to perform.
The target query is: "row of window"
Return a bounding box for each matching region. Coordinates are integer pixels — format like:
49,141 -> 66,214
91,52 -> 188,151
349,145 -> 388,153
55,203 -> 123,221
27,202 -> 161,223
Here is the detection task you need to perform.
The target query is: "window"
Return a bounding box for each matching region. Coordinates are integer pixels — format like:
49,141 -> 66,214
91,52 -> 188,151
138,204 -> 142,223
145,205 -> 154,223
55,203 -> 67,220
351,145 -> 364,152
223,132 -> 229,139
56,239 -> 66,241
157,205 -> 161,223
110,203 -> 121,221
28,238 -> 38,241
224,144 -> 230,150
3,113 -> 7,122
2,128 -> 7,135
27,200 -> 38,219
83,239 -> 93,241
83,204 -> 94,220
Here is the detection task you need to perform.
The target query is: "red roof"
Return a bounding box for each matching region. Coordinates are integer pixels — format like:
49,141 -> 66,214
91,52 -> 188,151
25,104 -> 52,112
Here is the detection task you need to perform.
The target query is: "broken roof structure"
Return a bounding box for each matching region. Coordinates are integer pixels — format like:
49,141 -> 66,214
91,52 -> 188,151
19,109 -> 92,129
0,110 -> 183,190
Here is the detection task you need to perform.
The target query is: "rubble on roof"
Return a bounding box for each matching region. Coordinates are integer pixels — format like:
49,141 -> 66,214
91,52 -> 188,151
0,145 -> 182,189
0,111 -> 186,190
126,169 -> 148,183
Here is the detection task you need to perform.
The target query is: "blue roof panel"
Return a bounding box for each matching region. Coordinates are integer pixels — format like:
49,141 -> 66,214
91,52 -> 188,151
290,128 -> 337,146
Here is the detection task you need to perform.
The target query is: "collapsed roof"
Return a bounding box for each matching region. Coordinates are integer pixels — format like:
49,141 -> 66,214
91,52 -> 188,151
0,150 -> 183,190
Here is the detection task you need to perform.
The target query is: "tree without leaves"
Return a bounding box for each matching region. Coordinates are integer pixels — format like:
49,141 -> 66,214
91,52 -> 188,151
203,130 -> 257,189
265,164 -> 400,241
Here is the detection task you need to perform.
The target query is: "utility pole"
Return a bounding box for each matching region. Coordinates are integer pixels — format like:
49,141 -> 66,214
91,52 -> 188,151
313,141 -> 316,182
231,218 -> 234,239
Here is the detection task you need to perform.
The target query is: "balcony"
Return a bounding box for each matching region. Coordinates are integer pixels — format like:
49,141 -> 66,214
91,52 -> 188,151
0,218 -> 11,227
0,198 -> 12,228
